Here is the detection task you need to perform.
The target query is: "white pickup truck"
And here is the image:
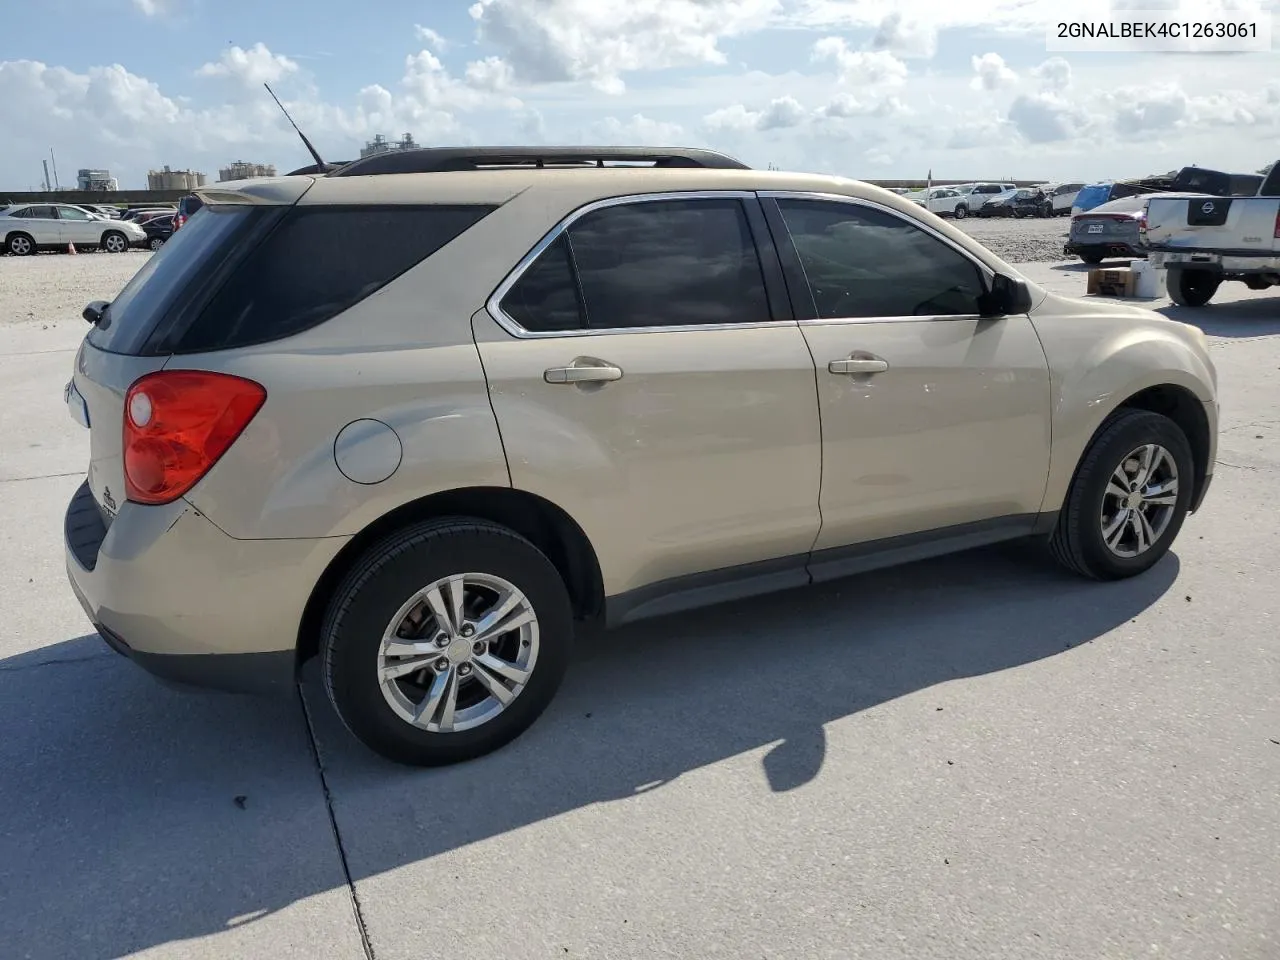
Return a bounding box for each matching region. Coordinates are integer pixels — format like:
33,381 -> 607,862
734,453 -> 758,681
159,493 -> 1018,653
1142,164 -> 1280,306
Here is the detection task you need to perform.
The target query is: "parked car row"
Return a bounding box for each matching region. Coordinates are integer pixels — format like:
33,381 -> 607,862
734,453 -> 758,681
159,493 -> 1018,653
1064,162 -> 1278,271
0,202 -> 149,255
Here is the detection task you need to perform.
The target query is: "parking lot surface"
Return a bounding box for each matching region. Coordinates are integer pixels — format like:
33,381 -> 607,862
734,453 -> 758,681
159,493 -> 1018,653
1,249 -> 1277,960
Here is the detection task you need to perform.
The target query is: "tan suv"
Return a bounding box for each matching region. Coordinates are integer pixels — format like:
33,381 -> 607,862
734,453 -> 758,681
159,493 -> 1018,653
63,146 -> 1218,766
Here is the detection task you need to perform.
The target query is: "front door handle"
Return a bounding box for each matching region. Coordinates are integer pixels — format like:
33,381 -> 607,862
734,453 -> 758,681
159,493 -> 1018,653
544,358 -> 624,384
829,358 -> 889,375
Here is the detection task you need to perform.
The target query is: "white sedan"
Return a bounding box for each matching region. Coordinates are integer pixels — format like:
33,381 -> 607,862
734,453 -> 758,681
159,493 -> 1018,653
903,187 -> 972,219
1,203 -> 146,256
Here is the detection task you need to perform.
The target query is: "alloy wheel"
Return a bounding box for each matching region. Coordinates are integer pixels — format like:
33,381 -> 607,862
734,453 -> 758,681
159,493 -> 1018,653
377,572 -> 539,734
1099,443 -> 1179,558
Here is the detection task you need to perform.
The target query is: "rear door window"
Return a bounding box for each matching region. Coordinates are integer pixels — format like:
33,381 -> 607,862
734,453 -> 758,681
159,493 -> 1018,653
498,197 -> 772,332
175,204 -> 496,353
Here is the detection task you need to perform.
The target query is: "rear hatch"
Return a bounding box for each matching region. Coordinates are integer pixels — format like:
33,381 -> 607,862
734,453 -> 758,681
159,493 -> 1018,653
1070,211 -> 1138,244
70,180 -> 311,523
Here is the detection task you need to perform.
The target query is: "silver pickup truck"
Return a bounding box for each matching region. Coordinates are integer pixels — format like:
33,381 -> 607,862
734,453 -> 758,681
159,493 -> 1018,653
1142,164 -> 1280,306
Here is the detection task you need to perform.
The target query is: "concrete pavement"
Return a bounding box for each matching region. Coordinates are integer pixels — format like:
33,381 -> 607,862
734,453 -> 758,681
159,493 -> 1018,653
0,257 -> 1276,959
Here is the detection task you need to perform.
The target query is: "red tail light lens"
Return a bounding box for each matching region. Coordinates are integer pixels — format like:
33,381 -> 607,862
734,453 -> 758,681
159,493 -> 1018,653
123,371 -> 266,505
174,213 -> 186,230
1273,208 -> 1280,239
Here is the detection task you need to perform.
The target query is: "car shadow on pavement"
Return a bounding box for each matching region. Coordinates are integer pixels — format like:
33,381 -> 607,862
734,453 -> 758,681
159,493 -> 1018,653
0,639 -> 357,960
1158,299 -> 1280,337
306,544 -> 1181,884
0,542 -> 1179,959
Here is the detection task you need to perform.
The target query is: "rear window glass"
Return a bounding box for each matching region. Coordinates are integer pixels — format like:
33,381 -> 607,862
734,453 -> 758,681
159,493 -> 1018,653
175,205 -> 495,353
87,206 -> 256,355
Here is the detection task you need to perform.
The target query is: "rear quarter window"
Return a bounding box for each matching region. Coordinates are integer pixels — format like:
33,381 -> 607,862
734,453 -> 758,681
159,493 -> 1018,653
174,204 -> 496,353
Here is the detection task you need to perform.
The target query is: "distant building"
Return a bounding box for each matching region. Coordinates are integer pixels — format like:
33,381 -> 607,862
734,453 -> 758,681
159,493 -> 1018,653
77,168 -> 119,192
147,165 -> 207,191
218,161 -> 278,182
360,133 -> 420,158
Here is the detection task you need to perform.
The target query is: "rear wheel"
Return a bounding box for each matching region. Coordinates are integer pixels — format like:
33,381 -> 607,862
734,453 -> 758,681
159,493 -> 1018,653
953,204 -> 968,220
148,237 -> 165,251
5,233 -> 35,256
1167,267 -> 1220,307
1050,409 -> 1194,580
101,230 -> 128,254
322,518 -> 574,766
1081,251 -> 1104,264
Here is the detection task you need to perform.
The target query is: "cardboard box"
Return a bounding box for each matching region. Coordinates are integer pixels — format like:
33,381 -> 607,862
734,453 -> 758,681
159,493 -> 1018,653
1087,267 -> 1136,297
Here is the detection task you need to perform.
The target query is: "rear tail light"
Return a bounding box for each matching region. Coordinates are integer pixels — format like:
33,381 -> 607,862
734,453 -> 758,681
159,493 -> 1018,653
1273,208 -> 1280,239
174,213 -> 186,230
123,371 -> 266,505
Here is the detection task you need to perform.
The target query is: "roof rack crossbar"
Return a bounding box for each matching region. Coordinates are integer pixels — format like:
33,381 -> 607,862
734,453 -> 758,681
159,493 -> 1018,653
329,146 -> 750,178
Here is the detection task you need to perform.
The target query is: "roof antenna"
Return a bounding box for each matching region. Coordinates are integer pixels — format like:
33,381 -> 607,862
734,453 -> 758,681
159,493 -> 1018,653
264,82 -> 329,172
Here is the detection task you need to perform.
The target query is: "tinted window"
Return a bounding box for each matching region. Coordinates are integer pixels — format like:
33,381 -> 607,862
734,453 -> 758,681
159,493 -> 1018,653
776,199 -> 985,319
177,204 -> 495,352
22,205 -> 56,219
500,235 -> 585,332
87,206 -> 259,355
568,198 -> 770,329
1108,183 -> 1140,200
58,206 -> 92,221
179,195 -> 204,216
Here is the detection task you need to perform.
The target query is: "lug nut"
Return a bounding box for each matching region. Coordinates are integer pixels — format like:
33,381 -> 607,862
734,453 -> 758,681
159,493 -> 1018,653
434,658 -> 450,673
458,664 -> 473,677
460,624 -> 475,638
472,641 -> 486,655
435,634 -> 449,647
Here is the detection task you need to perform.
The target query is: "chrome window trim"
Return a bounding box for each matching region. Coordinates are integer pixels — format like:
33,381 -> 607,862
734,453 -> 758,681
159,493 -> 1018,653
484,190 -> 796,339
759,190 -> 1001,326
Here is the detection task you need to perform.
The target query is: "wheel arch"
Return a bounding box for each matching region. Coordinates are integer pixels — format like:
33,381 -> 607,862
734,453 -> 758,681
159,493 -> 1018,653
295,486 -> 605,666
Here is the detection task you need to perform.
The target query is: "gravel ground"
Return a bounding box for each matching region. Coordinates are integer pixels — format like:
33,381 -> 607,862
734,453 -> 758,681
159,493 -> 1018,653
0,250 -> 148,330
954,214 -> 1071,262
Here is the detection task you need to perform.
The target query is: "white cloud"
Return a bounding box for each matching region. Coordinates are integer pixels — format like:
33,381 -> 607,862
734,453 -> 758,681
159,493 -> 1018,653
131,0 -> 165,15
704,96 -> 812,133
464,56 -> 516,92
970,53 -> 1017,91
1008,92 -> 1095,142
590,113 -> 687,143
1032,57 -> 1072,94
197,43 -> 298,88
793,0 -> 1059,32
467,0 -> 781,92
811,37 -> 908,87
414,25 -> 449,51
870,13 -> 937,59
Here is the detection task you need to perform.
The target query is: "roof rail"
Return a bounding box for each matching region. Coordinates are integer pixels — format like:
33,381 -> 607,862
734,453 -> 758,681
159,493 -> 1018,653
285,160 -> 352,176
329,146 -> 751,178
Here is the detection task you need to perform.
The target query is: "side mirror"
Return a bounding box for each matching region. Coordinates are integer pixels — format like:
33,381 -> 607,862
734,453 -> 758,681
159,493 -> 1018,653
82,300 -> 109,325
979,273 -> 1033,317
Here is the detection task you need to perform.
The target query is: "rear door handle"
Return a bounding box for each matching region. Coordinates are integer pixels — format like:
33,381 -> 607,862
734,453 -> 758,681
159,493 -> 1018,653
828,358 -> 889,375
544,359 -> 624,384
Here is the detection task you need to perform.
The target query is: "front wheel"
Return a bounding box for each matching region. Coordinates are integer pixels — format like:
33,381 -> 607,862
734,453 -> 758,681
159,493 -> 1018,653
1049,409 -> 1194,580
953,204 -> 968,220
1167,267 -> 1220,307
322,518 -> 574,766
101,230 -> 128,253
148,237 -> 165,251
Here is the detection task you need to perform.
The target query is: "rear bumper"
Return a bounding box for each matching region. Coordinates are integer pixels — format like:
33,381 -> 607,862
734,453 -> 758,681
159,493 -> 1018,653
63,480 -> 349,695
1064,241 -> 1146,259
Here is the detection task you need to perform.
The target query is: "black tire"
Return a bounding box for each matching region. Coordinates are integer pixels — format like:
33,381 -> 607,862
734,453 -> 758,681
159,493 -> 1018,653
1049,409 -> 1195,581
1167,267 -> 1219,307
1081,251 -> 1105,264
321,518 -> 574,766
5,232 -> 36,256
954,204 -> 968,220
100,230 -> 129,254
148,237 -> 165,251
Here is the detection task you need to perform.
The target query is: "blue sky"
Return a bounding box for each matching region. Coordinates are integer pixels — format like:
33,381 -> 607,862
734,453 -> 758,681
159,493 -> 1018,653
1,0 -> 1277,190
